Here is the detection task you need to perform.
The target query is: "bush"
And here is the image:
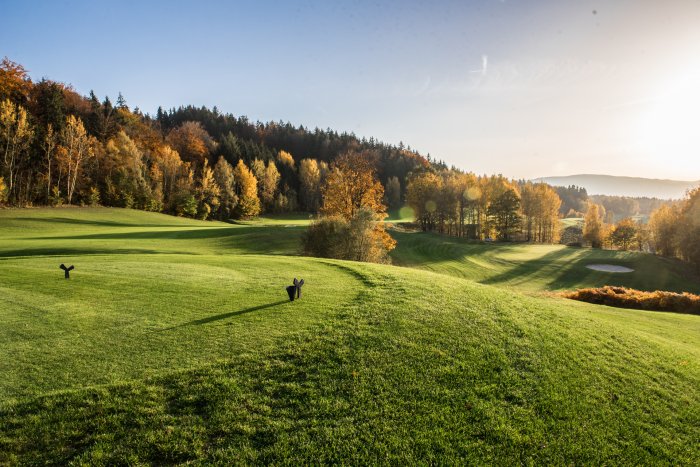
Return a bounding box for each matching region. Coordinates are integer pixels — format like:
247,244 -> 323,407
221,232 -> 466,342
302,209 -> 396,264
87,187 -> 101,207
175,193 -> 198,218
48,186 -> 63,207
302,215 -> 347,259
564,286 -> 700,315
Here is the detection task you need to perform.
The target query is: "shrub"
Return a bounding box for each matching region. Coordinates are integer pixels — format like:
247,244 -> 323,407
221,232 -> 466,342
175,193 -> 198,218
302,209 -> 396,264
564,286 -> 700,315
87,187 -> 101,207
48,186 -> 63,206
302,215 -> 347,259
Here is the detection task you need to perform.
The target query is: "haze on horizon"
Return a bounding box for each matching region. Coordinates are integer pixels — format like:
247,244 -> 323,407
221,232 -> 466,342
2,0 -> 699,181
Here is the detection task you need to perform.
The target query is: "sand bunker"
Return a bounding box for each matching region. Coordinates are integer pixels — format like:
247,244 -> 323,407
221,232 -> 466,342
586,264 -> 634,273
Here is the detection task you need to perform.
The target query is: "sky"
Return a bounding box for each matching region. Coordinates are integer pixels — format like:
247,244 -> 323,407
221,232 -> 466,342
2,0 -> 700,180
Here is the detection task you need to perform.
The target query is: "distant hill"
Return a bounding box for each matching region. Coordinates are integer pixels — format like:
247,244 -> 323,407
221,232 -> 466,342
532,174 -> 699,199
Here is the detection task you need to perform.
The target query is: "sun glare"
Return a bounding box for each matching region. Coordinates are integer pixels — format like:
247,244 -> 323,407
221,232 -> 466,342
636,65 -> 700,176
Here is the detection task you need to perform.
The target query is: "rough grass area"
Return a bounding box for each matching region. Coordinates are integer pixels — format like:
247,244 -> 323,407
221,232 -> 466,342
565,286 -> 700,314
0,208 -> 699,464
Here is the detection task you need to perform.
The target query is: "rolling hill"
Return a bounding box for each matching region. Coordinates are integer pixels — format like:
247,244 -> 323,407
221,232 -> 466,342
0,208 -> 698,464
533,174 -> 699,198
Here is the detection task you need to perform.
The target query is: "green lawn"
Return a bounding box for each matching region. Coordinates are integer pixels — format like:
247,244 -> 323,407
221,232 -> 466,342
0,207 -> 698,464
390,230 -> 700,294
560,217 -> 584,228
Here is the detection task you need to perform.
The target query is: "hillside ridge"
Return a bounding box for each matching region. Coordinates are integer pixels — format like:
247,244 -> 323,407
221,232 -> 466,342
533,173 -> 699,198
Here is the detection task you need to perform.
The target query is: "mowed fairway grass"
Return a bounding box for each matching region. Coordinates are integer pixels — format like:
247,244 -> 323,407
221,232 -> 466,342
0,208 -> 698,464
390,230 -> 700,294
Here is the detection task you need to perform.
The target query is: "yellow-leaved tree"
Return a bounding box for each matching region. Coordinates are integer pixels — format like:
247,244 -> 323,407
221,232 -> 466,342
321,151 -> 386,220
305,151 -> 395,263
583,202 -> 605,248
262,160 -> 280,210
0,176 -> 7,203
0,99 -> 33,202
233,159 -> 260,218
60,114 -> 93,205
299,158 -> 325,212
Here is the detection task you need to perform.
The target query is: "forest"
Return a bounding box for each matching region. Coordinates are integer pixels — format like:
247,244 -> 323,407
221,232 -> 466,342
1,57 -> 698,268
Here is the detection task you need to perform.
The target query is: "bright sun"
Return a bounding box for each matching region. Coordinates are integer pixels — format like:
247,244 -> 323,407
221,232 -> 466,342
636,66 -> 700,177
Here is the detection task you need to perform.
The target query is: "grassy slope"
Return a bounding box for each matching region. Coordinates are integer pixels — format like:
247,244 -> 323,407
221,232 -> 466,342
0,208 -> 698,464
390,230 -> 700,294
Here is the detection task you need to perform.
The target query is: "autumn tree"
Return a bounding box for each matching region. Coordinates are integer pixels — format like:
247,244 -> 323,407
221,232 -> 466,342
166,121 -> 216,168
173,163 -> 197,217
0,176 -> 7,203
233,159 -> 260,218
194,161 -> 220,219
0,99 -> 33,202
649,204 -> 679,257
610,218 -> 638,251
433,172 -> 460,235
677,187 -> 700,268
261,160 -> 280,210
213,156 -> 238,220
521,182 -> 561,243
456,172 -> 480,238
583,202 -> 605,248
151,144 -> 183,211
98,130 -> 148,208
405,171 -> 443,232
311,151 -> 395,262
0,57 -> 31,104
488,188 -> 521,241
321,151 -> 386,220
299,158 -> 322,212
277,150 -> 295,169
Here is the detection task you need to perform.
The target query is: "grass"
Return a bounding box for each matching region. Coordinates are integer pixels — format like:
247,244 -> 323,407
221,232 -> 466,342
0,207 -> 698,464
560,217 -> 584,228
390,230 -> 700,294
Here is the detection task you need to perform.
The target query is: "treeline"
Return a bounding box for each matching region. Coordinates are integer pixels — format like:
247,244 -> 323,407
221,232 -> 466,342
580,188 -> 700,269
647,188 -> 700,268
406,170 -> 561,243
553,185 -> 671,220
0,58 -> 431,218
589,194 -> 670,222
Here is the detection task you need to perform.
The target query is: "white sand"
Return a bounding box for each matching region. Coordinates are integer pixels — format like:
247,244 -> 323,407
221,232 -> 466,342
586,264 -> 634,273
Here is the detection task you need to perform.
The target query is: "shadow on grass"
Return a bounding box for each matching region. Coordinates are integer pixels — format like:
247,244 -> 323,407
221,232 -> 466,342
390,230 -> 524,266
7,216 -> 184,228
157,300 -> 289,331
33,227 -> 241,241
0,247 -> 164,259
31,226 -> 305,255
479,246 -> 582,287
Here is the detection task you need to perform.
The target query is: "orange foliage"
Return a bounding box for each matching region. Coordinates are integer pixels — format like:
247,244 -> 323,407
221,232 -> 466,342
0,57 -> 31,103
166,121 -> 215,167
564,286 -> 700,315
321,151 -> 386,220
